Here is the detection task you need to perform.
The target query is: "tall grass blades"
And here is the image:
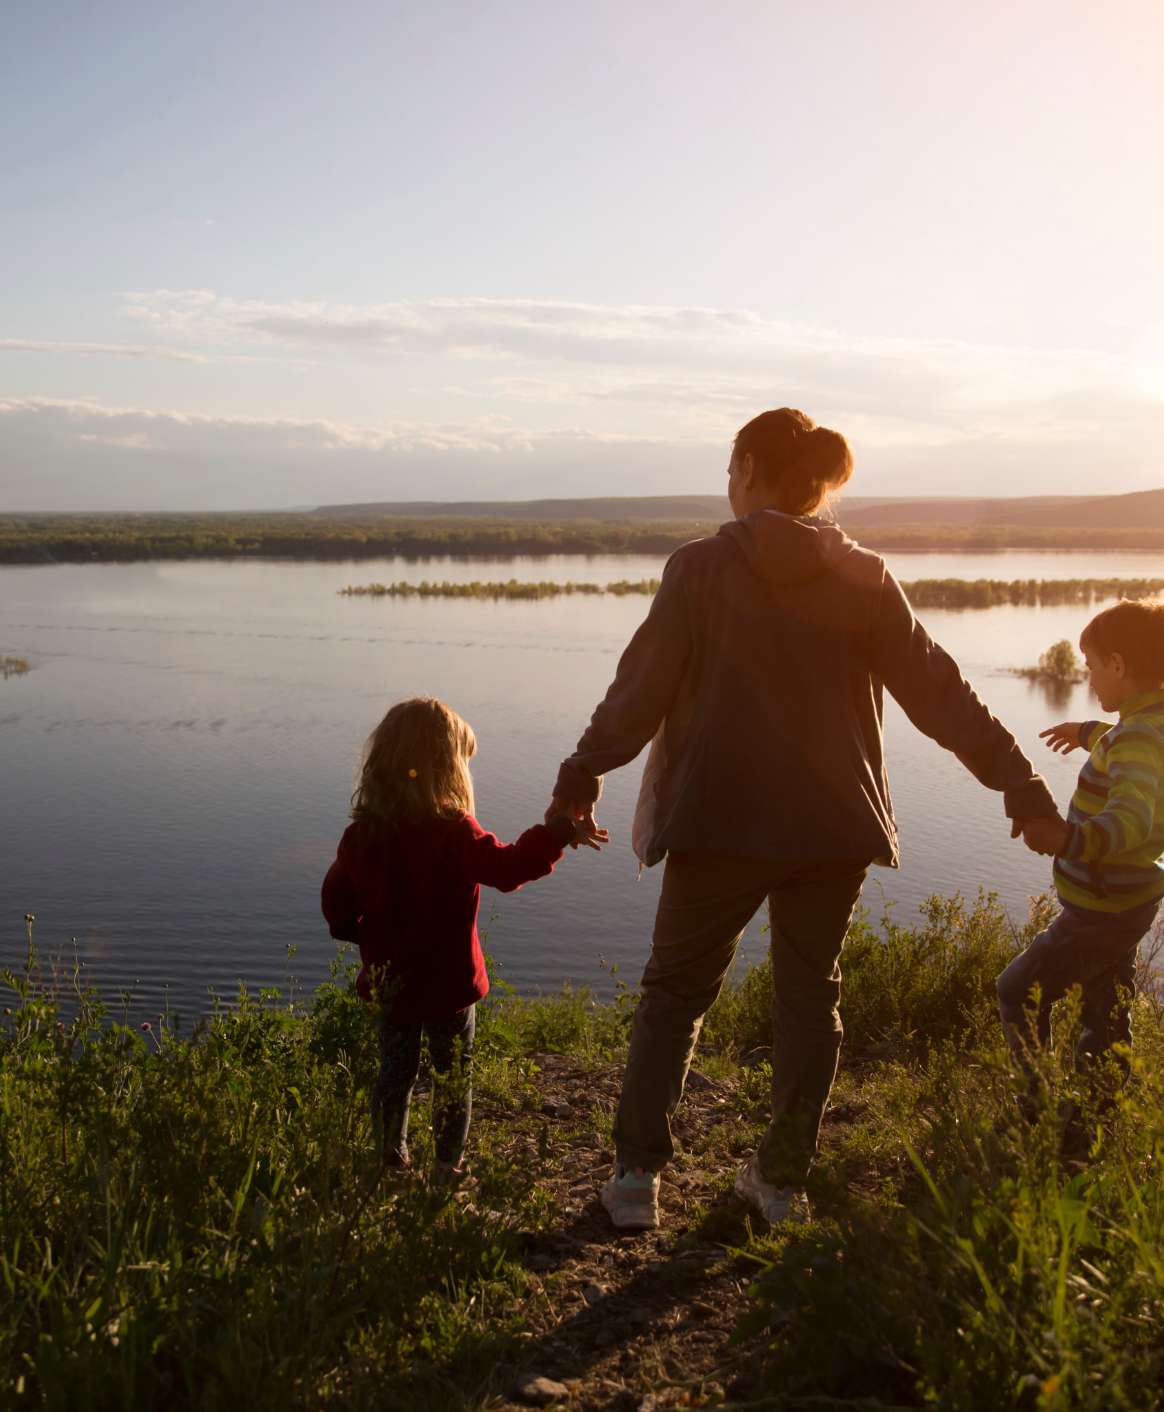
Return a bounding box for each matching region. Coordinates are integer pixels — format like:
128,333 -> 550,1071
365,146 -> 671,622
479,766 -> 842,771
6,896 -> 1164,1408
737,898 -> 1164,1411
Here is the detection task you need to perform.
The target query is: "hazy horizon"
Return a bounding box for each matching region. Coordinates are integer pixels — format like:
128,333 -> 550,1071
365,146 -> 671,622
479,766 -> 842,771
9,485 -> 1164,520
4,1 -> 1164,511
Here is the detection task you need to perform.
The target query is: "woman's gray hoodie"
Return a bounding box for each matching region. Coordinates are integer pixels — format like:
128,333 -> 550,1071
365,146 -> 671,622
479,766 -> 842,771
553,509 -> 1057,867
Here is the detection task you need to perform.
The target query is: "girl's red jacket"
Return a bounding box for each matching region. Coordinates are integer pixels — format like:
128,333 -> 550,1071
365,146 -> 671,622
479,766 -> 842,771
320,812 -> 575,1022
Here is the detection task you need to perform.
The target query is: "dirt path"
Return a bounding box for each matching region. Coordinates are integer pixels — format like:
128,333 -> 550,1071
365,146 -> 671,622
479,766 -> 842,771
477,1053 -> 773,1411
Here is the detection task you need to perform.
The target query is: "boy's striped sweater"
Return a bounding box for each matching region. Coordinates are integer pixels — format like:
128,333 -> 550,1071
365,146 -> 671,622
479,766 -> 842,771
1054,688 -> 1164,912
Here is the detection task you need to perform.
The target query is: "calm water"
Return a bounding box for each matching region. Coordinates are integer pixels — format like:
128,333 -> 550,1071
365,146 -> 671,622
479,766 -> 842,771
2,548 -> 1160,1021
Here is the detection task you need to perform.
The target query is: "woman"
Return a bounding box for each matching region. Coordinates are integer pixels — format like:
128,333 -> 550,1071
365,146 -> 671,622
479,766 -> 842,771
547,407 -> 1057,1229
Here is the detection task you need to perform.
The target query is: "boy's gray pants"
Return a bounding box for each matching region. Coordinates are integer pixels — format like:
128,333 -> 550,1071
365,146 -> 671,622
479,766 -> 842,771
996,895 -> 1161,1079
613,851 -> 868,1186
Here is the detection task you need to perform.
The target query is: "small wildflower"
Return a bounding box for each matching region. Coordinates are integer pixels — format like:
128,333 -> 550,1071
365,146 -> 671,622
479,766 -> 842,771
141,1021 -> 152,1032
24,913 -> 35,923
3,1008 -> 11,1016
56,1021 -> 65,1031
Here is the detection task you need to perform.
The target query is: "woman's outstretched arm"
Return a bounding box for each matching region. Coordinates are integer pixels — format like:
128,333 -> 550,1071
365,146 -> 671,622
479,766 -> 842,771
550,549 -> 692,813
872,568 -> 1057,821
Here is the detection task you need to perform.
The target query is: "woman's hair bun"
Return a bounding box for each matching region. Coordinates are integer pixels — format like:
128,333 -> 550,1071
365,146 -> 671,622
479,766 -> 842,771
734,409 -> 853,515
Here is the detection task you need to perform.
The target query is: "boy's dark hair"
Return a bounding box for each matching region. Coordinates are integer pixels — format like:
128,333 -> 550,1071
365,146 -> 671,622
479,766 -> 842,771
1080,599 -> 1164,685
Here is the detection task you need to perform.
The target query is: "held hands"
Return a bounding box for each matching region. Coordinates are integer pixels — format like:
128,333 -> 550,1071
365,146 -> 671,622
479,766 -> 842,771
572,817 -> 611,851
545,796 -> 610,852
1039,722 -> 1083,754
1010,813 -> 1071,857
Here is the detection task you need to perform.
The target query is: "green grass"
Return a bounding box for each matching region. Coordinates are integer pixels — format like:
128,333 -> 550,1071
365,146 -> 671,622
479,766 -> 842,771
4,896 -> 1164,1409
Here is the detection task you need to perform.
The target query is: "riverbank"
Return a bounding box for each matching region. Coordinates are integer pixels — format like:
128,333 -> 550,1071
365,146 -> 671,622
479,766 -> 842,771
5,893 -> 1163,1410
7,513 -> 1164,564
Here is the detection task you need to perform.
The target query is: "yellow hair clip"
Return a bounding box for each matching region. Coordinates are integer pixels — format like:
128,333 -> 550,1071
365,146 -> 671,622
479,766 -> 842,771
407,768 -> 418,779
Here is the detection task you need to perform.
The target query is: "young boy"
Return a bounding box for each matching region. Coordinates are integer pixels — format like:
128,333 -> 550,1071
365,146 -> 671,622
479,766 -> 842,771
998,599 -> 1164,1089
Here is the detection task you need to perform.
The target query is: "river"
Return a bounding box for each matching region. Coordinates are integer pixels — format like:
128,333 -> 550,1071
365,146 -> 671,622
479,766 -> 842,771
2,548 -> 1159,1022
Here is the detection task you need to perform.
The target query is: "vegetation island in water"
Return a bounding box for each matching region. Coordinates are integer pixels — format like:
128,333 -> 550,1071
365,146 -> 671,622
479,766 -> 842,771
337,576 -> 1164,610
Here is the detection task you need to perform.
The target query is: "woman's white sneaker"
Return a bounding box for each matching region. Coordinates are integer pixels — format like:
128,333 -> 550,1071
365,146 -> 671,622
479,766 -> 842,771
734,1156 -> 810,1225
600,1165 -> 660,1229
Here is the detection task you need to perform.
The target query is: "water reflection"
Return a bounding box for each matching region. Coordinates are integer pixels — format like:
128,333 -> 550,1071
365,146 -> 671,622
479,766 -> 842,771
1023,676 -> 1092,713
0,553 -> 1141,1020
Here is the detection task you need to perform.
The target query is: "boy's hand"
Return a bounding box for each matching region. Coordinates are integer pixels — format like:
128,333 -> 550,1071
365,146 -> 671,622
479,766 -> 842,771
1039,722 -> 1084,754
1021,816 -> 1071,856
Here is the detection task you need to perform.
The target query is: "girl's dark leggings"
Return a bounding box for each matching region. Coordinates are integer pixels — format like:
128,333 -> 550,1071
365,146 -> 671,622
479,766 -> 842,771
374,1005 -> 476,1165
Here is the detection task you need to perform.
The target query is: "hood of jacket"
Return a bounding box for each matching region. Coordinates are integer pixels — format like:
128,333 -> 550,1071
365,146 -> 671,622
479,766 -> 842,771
718,508 -> 858,589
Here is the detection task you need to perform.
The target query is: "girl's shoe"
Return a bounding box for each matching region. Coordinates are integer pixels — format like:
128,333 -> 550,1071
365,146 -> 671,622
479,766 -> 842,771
734,1155 -> 810,1225
600,1165 -> 660,1229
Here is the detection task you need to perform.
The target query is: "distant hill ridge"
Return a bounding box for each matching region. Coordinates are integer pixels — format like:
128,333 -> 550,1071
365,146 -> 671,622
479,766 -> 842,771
841,488 -> 1164,530
311,495 -> 736,521
313,488 -> 1164,530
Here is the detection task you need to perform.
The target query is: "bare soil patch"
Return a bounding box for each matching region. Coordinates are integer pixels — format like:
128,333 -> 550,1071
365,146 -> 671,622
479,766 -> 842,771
474,1053 -> 775,1411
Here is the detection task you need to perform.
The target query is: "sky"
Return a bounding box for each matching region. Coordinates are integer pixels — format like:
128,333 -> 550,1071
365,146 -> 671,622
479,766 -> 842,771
3,0 -> 1164,511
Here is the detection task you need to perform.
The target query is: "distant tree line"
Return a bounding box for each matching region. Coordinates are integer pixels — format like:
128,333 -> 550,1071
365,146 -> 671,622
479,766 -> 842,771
5,513 -> 1164,564
0,515 -> 715,565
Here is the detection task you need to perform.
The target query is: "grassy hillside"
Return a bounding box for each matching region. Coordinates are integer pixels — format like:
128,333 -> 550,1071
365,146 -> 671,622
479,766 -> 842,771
5,895 -> 1164,1410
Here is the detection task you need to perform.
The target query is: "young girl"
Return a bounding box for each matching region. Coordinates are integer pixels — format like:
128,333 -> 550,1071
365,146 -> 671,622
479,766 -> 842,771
321,696 -> 605,1182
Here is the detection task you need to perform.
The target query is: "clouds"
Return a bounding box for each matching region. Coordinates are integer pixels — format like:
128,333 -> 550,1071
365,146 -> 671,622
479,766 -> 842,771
3,288 -> 1164,508
0,338 -> 208,363
4,382 -> 1164,513
0,396 -> 544,458
0,396 -> 717,510
120,290 -> 773,367
116,288 -> 1159,430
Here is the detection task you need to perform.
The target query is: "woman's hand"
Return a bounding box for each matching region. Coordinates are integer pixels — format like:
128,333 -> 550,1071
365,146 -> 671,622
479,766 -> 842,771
545,796 -> 607,850
1021,816 -> 1071,856
1039,722 -> 1083,754
572,815 -> 610,851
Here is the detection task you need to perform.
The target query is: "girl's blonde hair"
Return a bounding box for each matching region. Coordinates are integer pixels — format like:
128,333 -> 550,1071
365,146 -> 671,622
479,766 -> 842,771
351,696 -> 476,830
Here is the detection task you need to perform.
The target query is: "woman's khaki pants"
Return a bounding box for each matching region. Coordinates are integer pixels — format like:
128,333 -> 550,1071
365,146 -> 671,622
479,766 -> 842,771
613,851 -> 868,1185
